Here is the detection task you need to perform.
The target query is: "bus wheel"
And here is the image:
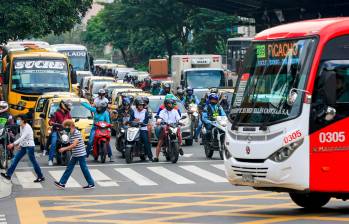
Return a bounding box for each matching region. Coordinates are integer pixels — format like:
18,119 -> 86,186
289,192 -> 330,209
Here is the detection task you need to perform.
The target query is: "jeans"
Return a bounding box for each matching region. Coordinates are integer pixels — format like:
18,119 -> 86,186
140,130 -> 153,159
194,118 -> 203,139
87,126 -> 112,158
59,156 -> 94,186
203,123 -> 212,142
7,146 -> 43,178
49,131 -> 58,161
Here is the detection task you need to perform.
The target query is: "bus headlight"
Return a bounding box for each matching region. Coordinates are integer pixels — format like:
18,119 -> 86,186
269,139 -> 304,163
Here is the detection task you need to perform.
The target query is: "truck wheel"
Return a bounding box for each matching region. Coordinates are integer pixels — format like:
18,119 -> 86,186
125,147 -> 133,164
289,193 -> 330,209
204,144 -> 213,158
185,139 -> 193,146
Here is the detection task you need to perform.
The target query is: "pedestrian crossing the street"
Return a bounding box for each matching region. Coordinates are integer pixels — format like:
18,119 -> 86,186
13,163 -> 228,189
0,214 -> 7,224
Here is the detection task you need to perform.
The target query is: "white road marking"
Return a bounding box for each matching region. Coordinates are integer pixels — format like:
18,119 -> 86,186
211,164 -> 225,171
114,168 -> 157,186
180,165 -> 228,183
147,167 -> 194,184
0,214 -> 6,224
49,170 -> 81,188
15,171 -> 42,189
90,169 -> 118,187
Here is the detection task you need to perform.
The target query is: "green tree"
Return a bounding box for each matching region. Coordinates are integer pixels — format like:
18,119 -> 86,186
0,0 -> 93,43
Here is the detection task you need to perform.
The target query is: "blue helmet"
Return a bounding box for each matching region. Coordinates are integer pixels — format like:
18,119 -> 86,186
208,93 -> 219,102
122,97 -> 131,106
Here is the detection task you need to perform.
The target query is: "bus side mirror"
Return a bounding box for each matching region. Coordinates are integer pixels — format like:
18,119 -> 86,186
69,64 -> 77,84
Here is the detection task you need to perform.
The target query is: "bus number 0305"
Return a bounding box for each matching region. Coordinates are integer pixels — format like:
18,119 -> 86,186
319,132 -> 346,143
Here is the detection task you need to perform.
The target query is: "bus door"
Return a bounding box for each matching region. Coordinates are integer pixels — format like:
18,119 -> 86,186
310,35 -> 349,192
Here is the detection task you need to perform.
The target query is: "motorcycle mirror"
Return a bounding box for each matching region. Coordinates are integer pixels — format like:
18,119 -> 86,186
180,115 -> 187,120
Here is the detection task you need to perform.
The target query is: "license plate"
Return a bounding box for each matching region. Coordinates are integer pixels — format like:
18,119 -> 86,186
242,174 -> 254,183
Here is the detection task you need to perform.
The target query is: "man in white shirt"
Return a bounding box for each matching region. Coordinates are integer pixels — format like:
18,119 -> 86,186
1,115 -> 44,183
129,97 -> 153,161
153,99 -> 182,162
93,89 -> 109,106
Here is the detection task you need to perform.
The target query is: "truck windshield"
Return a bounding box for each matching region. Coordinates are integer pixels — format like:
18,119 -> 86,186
186,70 -> 225,89
61,50 -> 89,71
12,59 -> 70,94
230,38 -> 317,125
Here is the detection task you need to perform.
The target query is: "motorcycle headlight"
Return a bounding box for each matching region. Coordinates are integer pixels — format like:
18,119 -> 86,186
85,127 -> 91,134
48,127 -> 52,134
217,116 -> 228,127
62,134 -> 69,142
269,139 -> 304,163
120,129 -> 125,133
190,104 -> 198,113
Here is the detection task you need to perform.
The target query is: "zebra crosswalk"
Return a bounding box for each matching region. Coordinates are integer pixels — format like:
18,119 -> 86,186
0,214 -> 7,224
13,164 -> 228,189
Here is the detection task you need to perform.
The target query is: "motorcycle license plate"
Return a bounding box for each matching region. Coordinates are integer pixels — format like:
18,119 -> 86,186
242,174 -> 254,183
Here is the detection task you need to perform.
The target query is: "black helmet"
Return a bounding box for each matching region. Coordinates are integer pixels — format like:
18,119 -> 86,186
164,99 -> 174,111
96,101 -> 107,113
177,88 -> 184,96
186,86 -> 194,95
135,97 -> 145,107
163,83 -> 171,89
60,99 -> 72,112
142,96 -> 149,105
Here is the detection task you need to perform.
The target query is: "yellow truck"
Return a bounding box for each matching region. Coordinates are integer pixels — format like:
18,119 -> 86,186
1,42 -> 77,116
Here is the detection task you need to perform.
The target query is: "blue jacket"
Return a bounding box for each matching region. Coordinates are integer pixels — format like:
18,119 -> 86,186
81,102 -> 110,126
202,104 -> 226,125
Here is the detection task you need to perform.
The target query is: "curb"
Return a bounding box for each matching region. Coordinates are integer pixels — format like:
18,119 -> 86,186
0,175 -> 12,199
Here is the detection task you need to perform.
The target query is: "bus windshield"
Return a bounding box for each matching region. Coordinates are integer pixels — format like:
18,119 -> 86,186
12,59 -> 70,94
61,50 -> 89,71
186,70 -> 225,89
230,38 -> 317,125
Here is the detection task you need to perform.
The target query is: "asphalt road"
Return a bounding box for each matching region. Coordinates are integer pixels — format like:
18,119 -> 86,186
1,138 -> 349,224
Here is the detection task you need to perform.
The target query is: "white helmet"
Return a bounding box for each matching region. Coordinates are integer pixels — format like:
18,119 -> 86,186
0,101 -> 9,113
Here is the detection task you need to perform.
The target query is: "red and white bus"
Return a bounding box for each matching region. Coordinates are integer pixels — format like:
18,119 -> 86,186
225,18 -> 349,209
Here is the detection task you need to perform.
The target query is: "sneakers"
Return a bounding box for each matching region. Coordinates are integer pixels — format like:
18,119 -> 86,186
109,157 -> 114,162
179,148 -> 184,156
152,158 -> 159,162
83,185 -> 95,189
194,138 -> 199,143
54,181 -> 65,189
48,160 -> 53,166
1,173 -> 11,180
34,177 -> 45,183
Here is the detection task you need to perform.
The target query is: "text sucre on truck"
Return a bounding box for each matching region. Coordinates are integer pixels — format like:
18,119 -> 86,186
0,43 -> 77,116
225,18 -> 349,209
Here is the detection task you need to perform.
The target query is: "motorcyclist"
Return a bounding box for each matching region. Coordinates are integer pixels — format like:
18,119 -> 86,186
129,97 -> 153,161
159,83 -> 172,95
153,98 -> 183,162
143,96 -> 153,142
202,93 -> 226,143
156,94 -> 181,116
117,98 -> 133,125
94,89 -> 109,106
183,87 -> 199,107
81,101 -> 113,162
151,81 -> 161,95
141,78 -> 152,92
176,88 -> 185,102
48,99 -> 72,166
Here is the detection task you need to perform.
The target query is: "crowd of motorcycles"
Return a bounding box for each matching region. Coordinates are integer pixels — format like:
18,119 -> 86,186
0,83 -> 229,169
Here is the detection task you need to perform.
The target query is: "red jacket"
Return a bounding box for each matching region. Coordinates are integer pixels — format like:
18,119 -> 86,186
49,109 -> 71,125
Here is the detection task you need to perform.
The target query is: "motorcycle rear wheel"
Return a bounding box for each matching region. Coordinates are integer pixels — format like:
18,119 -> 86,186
204,144 -> 214,158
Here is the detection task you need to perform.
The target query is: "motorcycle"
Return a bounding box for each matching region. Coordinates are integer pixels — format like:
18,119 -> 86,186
0,118 -> 15,169
203,116 -> 227,160
187,103 -> 199,145
93,121 -> 111,163
124,122 -> 147,164
52,123 -> 72,166
115,123 -> 127,158
158,116 -> 186,163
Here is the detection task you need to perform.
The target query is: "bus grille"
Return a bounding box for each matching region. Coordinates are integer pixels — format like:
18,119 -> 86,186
231,166 -> 268,178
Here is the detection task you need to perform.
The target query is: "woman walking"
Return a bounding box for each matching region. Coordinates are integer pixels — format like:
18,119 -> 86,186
1,115 -> 44,182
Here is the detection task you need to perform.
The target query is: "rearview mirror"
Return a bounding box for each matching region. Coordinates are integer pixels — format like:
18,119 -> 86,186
287,89 -> 299,106
325,106 -> 336,121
